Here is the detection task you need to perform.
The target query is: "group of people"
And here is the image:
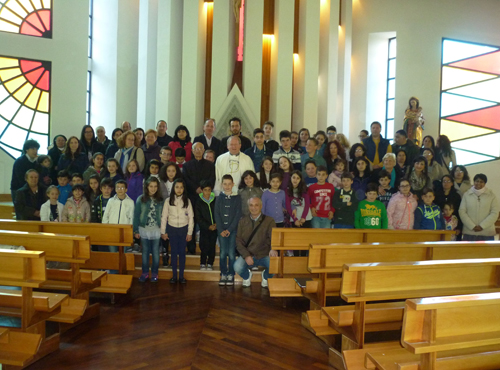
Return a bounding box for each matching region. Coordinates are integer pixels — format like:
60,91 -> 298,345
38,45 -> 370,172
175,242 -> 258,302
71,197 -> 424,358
9,115 -> 500,287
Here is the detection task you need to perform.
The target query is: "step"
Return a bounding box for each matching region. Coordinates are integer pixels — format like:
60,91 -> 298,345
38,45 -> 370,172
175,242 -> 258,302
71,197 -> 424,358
132,252 -> 222,268
131,266 -> 265,282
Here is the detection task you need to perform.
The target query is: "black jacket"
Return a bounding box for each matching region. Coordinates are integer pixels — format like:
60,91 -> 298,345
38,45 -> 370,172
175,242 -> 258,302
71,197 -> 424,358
193,134 -> 222,158
10,155 -> 41,192
195,193 -> 217,231
15,183 -> 47,220
157,133 -> 173,148
81,140 -> 106,159
183,158 -> 215,203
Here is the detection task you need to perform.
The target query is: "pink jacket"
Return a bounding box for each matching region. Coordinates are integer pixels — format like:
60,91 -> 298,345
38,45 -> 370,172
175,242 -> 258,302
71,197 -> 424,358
387,192 -> 418,230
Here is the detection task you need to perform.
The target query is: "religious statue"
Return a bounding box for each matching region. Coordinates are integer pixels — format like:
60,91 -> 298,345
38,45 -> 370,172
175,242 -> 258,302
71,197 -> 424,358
403,96 -> 425,146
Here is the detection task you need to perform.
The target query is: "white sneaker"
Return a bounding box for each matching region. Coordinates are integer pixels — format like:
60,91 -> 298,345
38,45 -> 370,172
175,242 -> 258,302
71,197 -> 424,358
261,270 -> 268,288
200,264 -> 207,270
207,264 -> 213,271
242,269 -> 253,287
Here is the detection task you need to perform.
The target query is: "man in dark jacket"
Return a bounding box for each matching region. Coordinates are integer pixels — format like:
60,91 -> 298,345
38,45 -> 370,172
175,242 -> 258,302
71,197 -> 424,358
10,139 -> 41,205
220,117 -> 252,154
362,121 -> 392,169
391,129 -> 420,164
193,118 -> 222,158
15,169 -> 46,220
233,197 -> 277,288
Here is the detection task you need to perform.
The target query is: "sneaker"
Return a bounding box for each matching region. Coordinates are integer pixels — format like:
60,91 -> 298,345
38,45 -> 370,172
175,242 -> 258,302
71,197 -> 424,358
151,274 -> 159,283
219,275 -> 227,286
226,274 -> 234,286
138,273 -> 148,283
285,250 -> 294,257
251,266 -> 259,271
261,270 -> 268,288
179,278 -> 187,284
170,278 -> 177,284
200,264 -> 207,270
133,243 -> 141,253
162,255 -> 169,266
207,264 -> 213,271
242,270 -> 253,287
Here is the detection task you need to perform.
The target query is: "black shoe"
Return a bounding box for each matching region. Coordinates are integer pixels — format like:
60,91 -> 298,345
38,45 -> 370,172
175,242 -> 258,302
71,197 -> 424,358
179,278 -> 187,284
170,278 -> 177,284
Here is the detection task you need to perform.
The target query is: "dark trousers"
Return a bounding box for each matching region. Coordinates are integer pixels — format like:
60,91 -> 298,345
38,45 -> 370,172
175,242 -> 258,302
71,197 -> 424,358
186,224 -> 197,254
199,228 -> 217,265
167,224 -> 188,280
161,238 -> 170,264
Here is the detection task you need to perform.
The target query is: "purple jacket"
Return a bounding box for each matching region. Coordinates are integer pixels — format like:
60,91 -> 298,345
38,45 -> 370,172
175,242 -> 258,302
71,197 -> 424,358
126,172 -> 144,202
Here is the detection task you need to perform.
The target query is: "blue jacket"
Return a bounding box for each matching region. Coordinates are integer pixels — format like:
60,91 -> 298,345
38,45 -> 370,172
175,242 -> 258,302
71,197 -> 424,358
133,195 -> 164,233
414,204 -> 445,230
244,144 -> 273,172
214,193 -> 241,234
363,135 -> 391,164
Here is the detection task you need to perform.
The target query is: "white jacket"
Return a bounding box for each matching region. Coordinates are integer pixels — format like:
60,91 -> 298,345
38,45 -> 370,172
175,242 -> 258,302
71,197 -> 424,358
102,194 -> 134,225
160,196 -> 194,235
459,187 -> 500,236
40,200 -> 64,222
214,151 -> 255,195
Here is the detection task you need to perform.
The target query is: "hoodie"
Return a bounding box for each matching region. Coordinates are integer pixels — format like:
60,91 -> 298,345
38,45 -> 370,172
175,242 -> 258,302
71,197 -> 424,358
195,192 -> 217,231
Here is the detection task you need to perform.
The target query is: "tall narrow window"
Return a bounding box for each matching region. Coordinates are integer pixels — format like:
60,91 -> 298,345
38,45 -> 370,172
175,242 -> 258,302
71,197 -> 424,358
86,0 -> 93,125
385,37 -> 396,140
440,38 -> 500,165
0,0 -> 52,38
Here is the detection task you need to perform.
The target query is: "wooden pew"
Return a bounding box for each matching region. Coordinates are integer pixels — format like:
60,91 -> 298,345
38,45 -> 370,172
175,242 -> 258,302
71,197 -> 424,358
0,328 -> 42,367
363,293 -> 500,370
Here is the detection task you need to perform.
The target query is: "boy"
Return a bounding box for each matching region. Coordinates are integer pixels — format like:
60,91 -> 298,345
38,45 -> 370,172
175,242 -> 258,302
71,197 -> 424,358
301,138 -> 326,176
214,175 -> 241,286
91,178 -> 114,223
175,148 -> 186,169
308,165 -> 335,229
57,170 -> 72,204
195,180 -> 217,271
71,173 -> 84,185
377,170 -> 396,207
355,183 -> 388,229
332,172 -> 359,228
204,149 -> 216,163
263,121 -> 279,152
414,187 -> 445,230
160,146 -> 172,166
272,130 -> 301,171
244,128 -> 272,172
304,160 -> 318,187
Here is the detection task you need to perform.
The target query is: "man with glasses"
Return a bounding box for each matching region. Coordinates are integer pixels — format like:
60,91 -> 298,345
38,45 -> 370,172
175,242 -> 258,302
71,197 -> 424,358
327,126 -> 337,142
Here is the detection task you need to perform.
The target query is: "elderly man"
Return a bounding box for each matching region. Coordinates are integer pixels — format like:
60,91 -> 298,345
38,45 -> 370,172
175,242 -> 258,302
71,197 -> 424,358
121,121 -> 131,132
214,135 -> 254,195
193,118 -> 222,158
220,117 -> 252,154
95,126 -> 110,147
234,197 -> 277,288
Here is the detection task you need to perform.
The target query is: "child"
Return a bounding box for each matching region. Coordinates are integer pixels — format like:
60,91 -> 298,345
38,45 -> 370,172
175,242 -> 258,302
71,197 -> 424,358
387,178 -> 418,230
308,165 -> 335,228
61,184 -> 91,223
327,158 -> 347,189
203,149 -> 215,163
71,173 -> 84,185
214,175 -> 241,286
304,160 -> 318,187
195,180 -> 217,271
315,131 -> 327,156
175,148 -> 186,169
57,170 -> 72,205
125,159 -> 144,202
161,179 -> 194,284
85,174 -> 101,204
352,157 -> 372,201
278,156 -> 293,191
261,173 -> 286,227
285,170 -> 311,228
355,183 -> 388,229
40,185 -> 64,221
134,177 -> 164,283
159,162 -> 182,200
37,155 -> 52,186
144,159 -> 161,180
414,187 -> 445,230
159,146 -> 173,166
103,158 -> 124,188
332,172 -> 359,228
91,178 -> 114,223
377,170 -> 396,207
443,202 -> 459,241
83,152 -> 105,184
238,170 -> 263,216
257,156 -> 275,189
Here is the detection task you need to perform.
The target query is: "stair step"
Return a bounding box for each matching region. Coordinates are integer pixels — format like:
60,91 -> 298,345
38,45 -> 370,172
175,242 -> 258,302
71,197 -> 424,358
132,267 -> 265,282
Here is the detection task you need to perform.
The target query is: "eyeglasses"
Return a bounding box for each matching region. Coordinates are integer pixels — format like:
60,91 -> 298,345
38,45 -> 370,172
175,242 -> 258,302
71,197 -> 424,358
358,135 -> 366,139
327,132 -> 336,136
355,149 -> 364,152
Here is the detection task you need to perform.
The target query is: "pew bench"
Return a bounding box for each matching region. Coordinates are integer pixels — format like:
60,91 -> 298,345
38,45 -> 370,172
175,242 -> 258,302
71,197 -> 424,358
0,328 -> 42,367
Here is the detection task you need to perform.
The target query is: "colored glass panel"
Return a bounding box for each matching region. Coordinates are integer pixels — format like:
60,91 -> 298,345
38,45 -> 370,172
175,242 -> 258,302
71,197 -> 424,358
37,70 -> 49,90
38,9 -> 49,30
452,133 -> 500,158
13,105 -> 33,129
20,60 -> 41,73
0,67 -> 21,81
4,75 -> 24,92
441,66 -> 496,90
24,87 -> 40,109
37,90 -> 48,112
440,119 -> 494,142
440,92 -> 496,117
442,39 -> 498,64
0,0 -> 51,38
450,51 -> 500,75
447,78 -> 500,103
13,80 -> 31,101
24,67 -> 43,86
0,58 -> 17,69
446,106 -> 500,130
452,148 -> 495,166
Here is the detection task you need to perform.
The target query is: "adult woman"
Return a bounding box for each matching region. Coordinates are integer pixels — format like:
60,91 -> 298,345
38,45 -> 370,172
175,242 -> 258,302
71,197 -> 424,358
14,169 -> 47,221
387,178 -> 418,230
80,125 -> 106,164
403,96 -> 424,145
142,129 -> 161,163
348,143 -> 367,172
105,128 -> 123,159
48,134 -> 67,182
434,175 -> 461,213
422,148 -> 446,184
168,125 -> 193,163
451,165 -> 472,197
134,128 -> 146,146
394,149 -> 408,179
83,152 -> 105,184
406,155 -> 431,198
420,135 -> 443,166
459,174 -> 500,241
336,133 -> 351,162
114,130 -> 146,172
57,136 -> 89,175
323,140 -> 346,174
298,128 -> 310,152
436,135 -> 456,170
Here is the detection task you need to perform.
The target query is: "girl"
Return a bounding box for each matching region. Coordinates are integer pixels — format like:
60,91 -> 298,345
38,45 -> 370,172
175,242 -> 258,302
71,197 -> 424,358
61,184 -> 91,223
261,173 -> 286,227
315,130 -> 327,156
125,159 -> 144,202
278,156 -> 293,191
102,158 -> 124,190
286,170 -> 311,228
144,159 -> 162,180
134,177 -> 164,283
158,162 -> 182,200
290,131 -> 303,153
40,185 -> 64,222
327,158 -> 347,189
387,178 -> 418,230
238,170 -> 263,216
257,156 -> 275,189
37,155 -> 53,186
83,152 -> 105,184
407,156 -> 431,198
443,202 -> 459,241
85,174 -> 101,204
422,148 -> 446,184
161,179 -> 194,284
324,141 -> 346,174
451,165 -> 472,197
80,125 -> 106,162
298,128 -> 310,152
352,157 -> 372,200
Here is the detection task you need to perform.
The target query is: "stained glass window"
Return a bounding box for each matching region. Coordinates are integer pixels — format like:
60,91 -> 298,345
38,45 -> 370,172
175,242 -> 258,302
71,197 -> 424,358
385,37 -> 396,141
0,55 -> 50,158
0,0 -> 52,38
440,38 -> 500,165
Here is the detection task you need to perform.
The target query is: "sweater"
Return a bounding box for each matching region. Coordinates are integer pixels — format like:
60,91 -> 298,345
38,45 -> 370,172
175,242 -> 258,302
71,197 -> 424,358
459,187 -> 500,237
214,193 -> 241,234
10,155 -> 40,191
332,188 -> 359,226
301,152 -> 327,177
57,153 -> 89,175
414,203 -> 445,230
61,197 -> 91,223
126,172 -> 145,202
238,187 -> 263,216
114,147 -> 145,172
161,196 -> 195,234
377,186 -> 396,207
355,200 -> 388,229
308,182 -> 335,218
272,147 -> 301,171
236,214 -> 276,259
387,192 -> 418,230
261,189 -> 286,223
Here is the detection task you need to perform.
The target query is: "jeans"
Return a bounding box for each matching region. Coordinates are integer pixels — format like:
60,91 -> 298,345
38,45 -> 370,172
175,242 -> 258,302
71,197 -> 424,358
218,232 -> 236,276
311,216 -> 332,229
141,238 -> 160,274
234,256 -> 273,280
334,224 -> 354,229
199,229 -> 217,265
167,224 -> 188,280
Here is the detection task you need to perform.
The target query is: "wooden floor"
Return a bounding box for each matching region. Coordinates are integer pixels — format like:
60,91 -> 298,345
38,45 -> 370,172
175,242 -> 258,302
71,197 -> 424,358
27,280 -> 332,370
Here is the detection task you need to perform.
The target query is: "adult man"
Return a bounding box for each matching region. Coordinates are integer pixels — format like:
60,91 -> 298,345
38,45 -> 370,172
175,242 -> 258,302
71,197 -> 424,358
10,139 -> 41,203
121,121 -> 131,132
362,121 -> 392,169
326,125 -> 337,142
300,138 -> 326,176
391,129 -> 420,164
263,121 -> 279,152
214,135 -> 254,195
95,126 -> 110,147
220,117 -> 252,154
233,197 -> 277,288
156,120 -> 173,148
183,142 -> 216,254
272,130 -> 301,171
244,128 -> 273,172
193,118 -> 221,157
14,169 -> 46,221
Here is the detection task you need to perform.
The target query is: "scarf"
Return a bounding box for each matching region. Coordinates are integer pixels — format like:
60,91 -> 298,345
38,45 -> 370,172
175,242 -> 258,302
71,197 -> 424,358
471,186 -> 487,197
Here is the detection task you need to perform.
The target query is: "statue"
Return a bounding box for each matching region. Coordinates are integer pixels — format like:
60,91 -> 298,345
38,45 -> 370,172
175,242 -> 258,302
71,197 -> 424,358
403,96 -> 425,146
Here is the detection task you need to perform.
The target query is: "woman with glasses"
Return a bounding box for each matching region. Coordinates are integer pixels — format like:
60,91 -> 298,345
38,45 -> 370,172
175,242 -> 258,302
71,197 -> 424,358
387,178 -> 418,230
348,143 -> 368,172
